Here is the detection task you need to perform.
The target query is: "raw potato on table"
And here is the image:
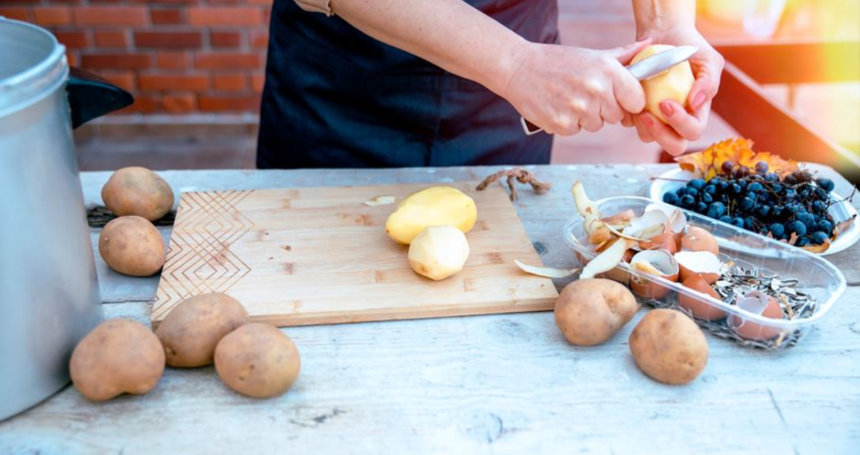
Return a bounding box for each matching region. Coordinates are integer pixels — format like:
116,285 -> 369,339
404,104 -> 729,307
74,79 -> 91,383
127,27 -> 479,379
98,216 -> 166,277
554,278 -> 639,346
70,319 -> 165,402
408,226 -> 470,281
155,293 -> 250,368
629,309 -> 708,385
386,186 -> 477,245
214,323 -> 301,399
101,166 -> 174,221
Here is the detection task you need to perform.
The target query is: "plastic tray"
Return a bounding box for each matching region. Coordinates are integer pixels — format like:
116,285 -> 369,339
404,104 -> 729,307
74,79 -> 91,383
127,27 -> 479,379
564,196 -> 847,349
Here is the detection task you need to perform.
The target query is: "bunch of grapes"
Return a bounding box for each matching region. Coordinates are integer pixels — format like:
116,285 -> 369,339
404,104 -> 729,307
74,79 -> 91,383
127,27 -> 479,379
662,161 -> 839,247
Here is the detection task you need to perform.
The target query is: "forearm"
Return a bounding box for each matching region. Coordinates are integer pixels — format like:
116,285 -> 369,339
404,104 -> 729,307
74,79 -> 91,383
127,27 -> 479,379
632,0 -> 696,36
330,0 -> 527,96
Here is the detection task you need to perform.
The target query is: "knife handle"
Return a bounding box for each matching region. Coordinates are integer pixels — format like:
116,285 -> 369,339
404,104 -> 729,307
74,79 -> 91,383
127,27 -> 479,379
520,117 -> 543,135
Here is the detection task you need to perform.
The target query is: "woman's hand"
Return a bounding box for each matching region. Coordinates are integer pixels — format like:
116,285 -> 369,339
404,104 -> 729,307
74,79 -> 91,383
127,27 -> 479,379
504,40 -> 651,136
625,24 -> 725,155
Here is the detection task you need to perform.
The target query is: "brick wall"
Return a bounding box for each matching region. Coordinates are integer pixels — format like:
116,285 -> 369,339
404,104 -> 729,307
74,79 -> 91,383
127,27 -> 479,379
0,0 -> 272,115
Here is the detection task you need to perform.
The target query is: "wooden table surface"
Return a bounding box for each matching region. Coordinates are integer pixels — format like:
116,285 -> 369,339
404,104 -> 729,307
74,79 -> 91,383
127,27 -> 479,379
1,164 -> 858,455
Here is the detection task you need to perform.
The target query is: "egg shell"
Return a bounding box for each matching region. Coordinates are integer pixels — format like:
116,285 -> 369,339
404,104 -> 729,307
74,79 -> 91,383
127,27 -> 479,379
644,232 -> 678,254
678,275 -> 728,321
729,294 -> 784,341
675,251 -> 722,284
629,250 -> 679,300
681,226 -> 720,255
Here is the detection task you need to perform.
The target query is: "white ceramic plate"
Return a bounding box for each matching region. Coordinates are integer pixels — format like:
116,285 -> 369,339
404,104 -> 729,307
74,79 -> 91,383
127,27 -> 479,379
650,169 -> 860,255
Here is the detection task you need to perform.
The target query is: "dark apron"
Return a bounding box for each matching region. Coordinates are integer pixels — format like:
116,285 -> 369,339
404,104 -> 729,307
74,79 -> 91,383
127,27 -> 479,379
257,0 -> 558,169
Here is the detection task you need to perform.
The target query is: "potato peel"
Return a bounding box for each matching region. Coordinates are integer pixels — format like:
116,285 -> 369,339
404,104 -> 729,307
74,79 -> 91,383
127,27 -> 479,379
514,259 -> 579,279
581,238 -> 634,279
572,181 -> 603,235
363,196 -> 396,206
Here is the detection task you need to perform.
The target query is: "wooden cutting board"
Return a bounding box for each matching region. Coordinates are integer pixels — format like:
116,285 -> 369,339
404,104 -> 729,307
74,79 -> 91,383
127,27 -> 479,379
152,182 -> 558,327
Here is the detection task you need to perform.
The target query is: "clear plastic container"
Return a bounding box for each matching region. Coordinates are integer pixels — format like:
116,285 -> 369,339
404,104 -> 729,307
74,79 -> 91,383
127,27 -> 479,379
564,196 -> 846,350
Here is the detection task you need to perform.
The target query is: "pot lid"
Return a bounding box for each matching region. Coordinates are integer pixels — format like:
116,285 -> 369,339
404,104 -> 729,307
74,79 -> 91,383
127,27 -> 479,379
0,17 -> 67,119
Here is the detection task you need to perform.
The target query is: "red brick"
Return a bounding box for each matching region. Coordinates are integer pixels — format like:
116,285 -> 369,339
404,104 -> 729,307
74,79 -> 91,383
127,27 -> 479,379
249,30 -> 269,49
139,74 -> 209,91
250,73 -> 265,93
119,95 -> 159,114
82,53 -> 152,70
48,0 -> 84,4
247,0 -> 273,5
199,95 -> 261,112
213,73 -> 246,92
135,31 -> 202,49
73,7 -> 147,26
187,7 -> 264,26
195,52 -> 263,70
101,71 -> 136,92
150,8 -> 182,25
160,94 -> 196,113
93,31 -> 129,48
53,31 -> 90,49
0,7 -> 30,21
33,7 -> 71,26
156,51 -> 189,69
129,0 -> 198,4
210,31 -> 242,48
1,0 -> 39,3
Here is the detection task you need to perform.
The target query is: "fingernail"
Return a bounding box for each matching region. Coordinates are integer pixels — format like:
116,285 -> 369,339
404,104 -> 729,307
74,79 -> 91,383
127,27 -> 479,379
692,92 -> 707,110
660,101 -> 674,118
640,115 -> 654,128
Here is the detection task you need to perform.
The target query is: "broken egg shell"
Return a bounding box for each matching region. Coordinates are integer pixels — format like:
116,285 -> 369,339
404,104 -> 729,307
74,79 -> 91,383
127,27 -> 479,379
645,204 -> 687,233
601,209 -> 636,228
678,274 -> 728,321
622,210 -> 668,241
681,226 -> 720,255
640,231 -> 678,254
728,291 -> 784,341
675,251 -> 722,284
629,250 -> 679,300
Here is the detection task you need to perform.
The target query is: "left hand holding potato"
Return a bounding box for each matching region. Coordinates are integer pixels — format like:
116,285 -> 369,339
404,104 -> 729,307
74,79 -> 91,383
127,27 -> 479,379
624,24 -> 725,156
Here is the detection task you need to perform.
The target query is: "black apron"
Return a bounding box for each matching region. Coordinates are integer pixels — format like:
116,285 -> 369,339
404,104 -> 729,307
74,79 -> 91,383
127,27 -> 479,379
257,0 -> 558,169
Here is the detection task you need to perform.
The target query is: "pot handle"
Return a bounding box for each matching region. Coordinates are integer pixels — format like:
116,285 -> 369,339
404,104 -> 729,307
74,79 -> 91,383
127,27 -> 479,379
66,67 -> 134,129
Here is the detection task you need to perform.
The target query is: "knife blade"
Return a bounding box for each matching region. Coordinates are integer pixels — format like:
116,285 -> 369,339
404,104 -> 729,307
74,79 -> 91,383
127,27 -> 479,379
521,45 -> 699,135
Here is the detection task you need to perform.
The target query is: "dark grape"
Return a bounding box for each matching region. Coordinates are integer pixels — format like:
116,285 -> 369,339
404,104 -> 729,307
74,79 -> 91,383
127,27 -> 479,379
731,183 -> 742,194
771,183 -> 783,193
784,174 -> 797,185
704,185 -> 717,195
796,237 -> 811,247
768,223 -> 785,237
719,215 -> 733,224
817,178 -> 835,192
675,187 -> 687,197
744,217 -> 757,230
787,220 -> 807,236
681,195 -> 695,206
732,217 -> 745,228
707,202 -> 726,218
764,173 -> 778,182
811,231 -> 829,244
741,197 -> 755,211
812,200 -> 827,213
748,182 -> 764,192
663,192 -> 680,205
721,161 -> 735,174
738,179 -> 748,189
686,187 -> 699,198
702,193 -> 714,204
689,179 -> 706,190
695,202 -> 708,213
772,206 -> 784,218
711,177 -> 724,186
755,161 -> 769,174
797,213 -> 816,228
784,188 -> 797,200
818,220 -> 834,234
718,181 -> 729,192
758,205 -> 771,217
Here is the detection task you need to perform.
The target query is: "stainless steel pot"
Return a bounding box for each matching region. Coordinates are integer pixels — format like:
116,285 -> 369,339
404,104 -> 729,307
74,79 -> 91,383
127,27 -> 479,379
0,18 -> 133,420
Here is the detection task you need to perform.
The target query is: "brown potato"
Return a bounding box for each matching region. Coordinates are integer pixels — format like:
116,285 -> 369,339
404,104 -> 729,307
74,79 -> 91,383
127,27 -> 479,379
99,216 -> 165,277
102,167 -> 174,221
554,278 -> 639,346
629,309 -> 708,385
156,293 -> 249,368
70,319 -> 165,402
214,323 -> 301,399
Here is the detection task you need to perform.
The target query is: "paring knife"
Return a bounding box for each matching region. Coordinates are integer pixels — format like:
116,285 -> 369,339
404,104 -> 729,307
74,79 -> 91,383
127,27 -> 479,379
520,45 -> 699,135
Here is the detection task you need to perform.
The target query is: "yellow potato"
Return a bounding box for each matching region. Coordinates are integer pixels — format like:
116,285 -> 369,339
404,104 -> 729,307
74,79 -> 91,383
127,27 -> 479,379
554,278 -> 639,346
408,226 -> 470,281
101,167 -> 174,222
155,293 -> 250,368
99,216 -> 165,277
70,319 -> 165,402
629,309 -> 708,385
385,186 -> 477,244
214,323 -> 301,399
631,45 -> 695,123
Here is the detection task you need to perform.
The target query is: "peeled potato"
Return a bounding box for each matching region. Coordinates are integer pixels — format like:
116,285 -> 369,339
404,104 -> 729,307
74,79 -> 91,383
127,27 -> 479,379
631,44 -> 695,123
99,216 -> 165,277
554,278 -> 639,346
70,319 -> 165,402
386,186 -> 477,245
155,293 -> 250,368
408,226 -> 470,281
214,323 -> 301,399
102,166 -> 174,222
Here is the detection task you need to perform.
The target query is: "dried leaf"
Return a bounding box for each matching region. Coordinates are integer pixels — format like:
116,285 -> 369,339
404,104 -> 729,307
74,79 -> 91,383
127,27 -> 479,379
514,259 -> 579,279
834,215 -> 856,237
802,241 -> 831,254
364,196 -> 396,206
676,138 -> 799,179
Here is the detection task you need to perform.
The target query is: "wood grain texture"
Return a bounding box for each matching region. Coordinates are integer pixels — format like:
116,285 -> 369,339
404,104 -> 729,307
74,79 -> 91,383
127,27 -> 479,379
3,165 -> 856,455
152,182 -> 557,327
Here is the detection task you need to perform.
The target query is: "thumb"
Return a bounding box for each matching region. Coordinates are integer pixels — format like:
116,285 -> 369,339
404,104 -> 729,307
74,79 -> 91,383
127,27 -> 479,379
609,39 -> 652,65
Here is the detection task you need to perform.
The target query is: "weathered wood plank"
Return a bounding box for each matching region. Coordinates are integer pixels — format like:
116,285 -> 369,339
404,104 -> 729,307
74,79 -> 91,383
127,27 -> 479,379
3,165 -> 857,455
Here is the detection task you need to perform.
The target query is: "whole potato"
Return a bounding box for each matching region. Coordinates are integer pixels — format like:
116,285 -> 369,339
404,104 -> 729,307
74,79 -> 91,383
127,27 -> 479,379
629,309 -> 708,385
156,293 -> 250,368
70,319 -> 165,401
214,323 -> 301,398
99,216 -> 165,277
554,278 -> 639,346
102,166 -> 174,221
